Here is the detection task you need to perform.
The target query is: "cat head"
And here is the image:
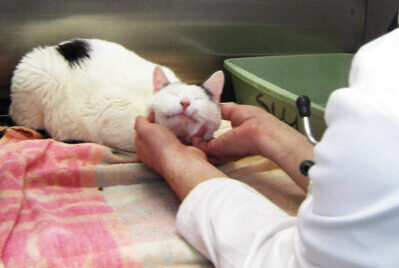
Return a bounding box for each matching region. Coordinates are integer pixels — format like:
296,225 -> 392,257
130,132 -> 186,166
150,66 -> 224,143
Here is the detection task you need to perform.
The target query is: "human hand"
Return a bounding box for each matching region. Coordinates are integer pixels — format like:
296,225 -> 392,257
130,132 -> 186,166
192,103 -> 291,163
135,116 -> 226,200
193,104 -> 311,168
135,116 -> 206,175
192,103 -> 313,190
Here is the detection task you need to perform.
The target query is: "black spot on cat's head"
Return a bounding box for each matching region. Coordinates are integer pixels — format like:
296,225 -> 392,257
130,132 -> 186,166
199,85 -> 213,101
56,39 -> 91,67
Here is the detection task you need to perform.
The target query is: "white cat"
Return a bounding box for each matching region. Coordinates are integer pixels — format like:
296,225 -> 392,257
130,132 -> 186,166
9,39 -> 224,152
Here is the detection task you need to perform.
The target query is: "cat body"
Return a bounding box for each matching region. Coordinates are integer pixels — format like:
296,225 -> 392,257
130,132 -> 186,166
9,39 -> 223,151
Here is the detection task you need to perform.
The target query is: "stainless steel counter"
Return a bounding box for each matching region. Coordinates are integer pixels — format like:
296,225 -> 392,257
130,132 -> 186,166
0,0 -> 368,114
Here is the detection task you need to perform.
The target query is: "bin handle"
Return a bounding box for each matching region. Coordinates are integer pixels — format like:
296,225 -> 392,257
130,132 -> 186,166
296,95 -> 318,145
296,95 -> 317,176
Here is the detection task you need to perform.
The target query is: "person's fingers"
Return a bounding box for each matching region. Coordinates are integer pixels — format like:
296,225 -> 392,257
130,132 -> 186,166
193,125 -> 207,138
193,134 -> 227,157
134,116 -> 148,136
147,112 -> 155,123
191,136 -> 203,146
219,103 -> 238,121
136,116 -> 175,146
135,116 -> 149,131
192,131 -> 234,156
220,103 -> 261,128
204,130 -> 241,156
192,137 -> 209,152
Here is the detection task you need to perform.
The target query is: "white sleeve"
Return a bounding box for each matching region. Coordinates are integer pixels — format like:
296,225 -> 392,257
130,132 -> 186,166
176,178 -> 298,268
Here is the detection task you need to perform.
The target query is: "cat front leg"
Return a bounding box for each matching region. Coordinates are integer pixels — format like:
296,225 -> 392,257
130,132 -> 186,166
93,98 -> 142,152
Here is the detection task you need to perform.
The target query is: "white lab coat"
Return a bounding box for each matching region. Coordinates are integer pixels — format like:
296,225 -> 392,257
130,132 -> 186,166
176,29 -> 399,268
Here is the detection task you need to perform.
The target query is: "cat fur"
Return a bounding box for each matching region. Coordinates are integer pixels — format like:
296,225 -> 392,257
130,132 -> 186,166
9,39 -> 224,151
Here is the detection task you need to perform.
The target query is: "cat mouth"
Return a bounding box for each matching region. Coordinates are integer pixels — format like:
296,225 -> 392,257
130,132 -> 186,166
167,112 -> 197,123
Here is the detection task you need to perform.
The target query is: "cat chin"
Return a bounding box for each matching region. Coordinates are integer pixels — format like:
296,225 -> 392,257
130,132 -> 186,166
156,116 -> 200,140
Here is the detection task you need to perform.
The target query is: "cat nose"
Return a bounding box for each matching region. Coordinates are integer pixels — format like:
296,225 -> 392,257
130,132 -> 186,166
180,100 -> 191,108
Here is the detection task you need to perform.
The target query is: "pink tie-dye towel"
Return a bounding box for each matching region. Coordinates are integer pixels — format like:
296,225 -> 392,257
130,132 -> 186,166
0,127 -> 141,268
0,125 -> 304,268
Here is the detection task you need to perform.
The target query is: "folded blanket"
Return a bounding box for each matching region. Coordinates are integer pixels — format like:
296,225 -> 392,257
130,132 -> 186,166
0,126 -> 305,268
0,127 -> 146,267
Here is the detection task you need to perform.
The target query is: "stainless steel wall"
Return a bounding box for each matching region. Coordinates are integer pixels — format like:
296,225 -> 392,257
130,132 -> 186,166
365,0 -> 399,42
0,0 -> 367,114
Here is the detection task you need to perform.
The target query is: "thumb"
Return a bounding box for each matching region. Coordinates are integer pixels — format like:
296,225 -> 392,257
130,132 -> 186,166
202,129 -> 248,157
192,137 -> 209,152
193,135 -> 225,156
135,116 -> 150,131
147,112 -> 155,123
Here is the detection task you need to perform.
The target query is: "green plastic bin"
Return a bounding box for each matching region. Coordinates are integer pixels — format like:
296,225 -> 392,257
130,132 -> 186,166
224,54 -> 354,140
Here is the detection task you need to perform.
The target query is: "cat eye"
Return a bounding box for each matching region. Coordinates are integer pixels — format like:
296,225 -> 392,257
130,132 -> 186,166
167,92 -> 178,97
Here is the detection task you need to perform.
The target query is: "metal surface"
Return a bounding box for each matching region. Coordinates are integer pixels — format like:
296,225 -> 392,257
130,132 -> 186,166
0,0 -> 366,114
365,0 -> 399,42
303,117 -> 318,145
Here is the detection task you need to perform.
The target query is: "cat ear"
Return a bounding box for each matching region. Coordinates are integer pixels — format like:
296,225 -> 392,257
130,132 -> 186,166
153,66 -> 169,93
202,71 -> 224,102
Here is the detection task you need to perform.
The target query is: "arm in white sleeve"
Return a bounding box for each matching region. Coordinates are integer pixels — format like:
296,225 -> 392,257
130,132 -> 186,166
176,178 -> 298,268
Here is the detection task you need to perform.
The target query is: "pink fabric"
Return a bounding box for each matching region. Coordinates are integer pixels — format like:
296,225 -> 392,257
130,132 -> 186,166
0,127 -> 140,268
0,126 -> 304,268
